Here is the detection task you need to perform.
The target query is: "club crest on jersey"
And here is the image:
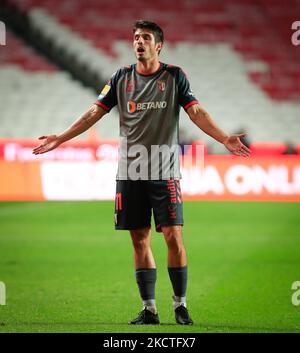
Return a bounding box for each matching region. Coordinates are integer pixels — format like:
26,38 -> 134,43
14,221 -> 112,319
157,80 -> 166,92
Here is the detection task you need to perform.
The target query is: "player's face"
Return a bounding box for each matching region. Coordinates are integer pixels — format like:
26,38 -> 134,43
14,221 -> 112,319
133,29 -> 162,61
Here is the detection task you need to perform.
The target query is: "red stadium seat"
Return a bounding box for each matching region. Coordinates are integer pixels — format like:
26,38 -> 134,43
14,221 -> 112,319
0,29 -> 58,72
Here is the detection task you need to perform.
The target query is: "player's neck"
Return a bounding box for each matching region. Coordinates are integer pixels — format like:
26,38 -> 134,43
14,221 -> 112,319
136,59 -> 161,76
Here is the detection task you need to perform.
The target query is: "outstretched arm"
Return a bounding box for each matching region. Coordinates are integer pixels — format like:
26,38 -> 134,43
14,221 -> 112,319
33,104 -> 107,155
186,104 -> 250,157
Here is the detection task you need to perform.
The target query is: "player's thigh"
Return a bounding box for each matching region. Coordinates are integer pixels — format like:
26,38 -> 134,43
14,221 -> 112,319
115,180 -> 152,230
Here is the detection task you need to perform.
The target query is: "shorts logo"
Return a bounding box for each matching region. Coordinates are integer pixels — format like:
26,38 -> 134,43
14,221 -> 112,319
168,204 -> 177,219
115,192 -> 122,211
157,80 -> 166,92
127,100 -> 167,113
167,180 -> 178,204
167,179 -> 182,220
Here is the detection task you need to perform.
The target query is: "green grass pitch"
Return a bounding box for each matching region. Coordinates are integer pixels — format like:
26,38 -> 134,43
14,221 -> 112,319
0,201 -> 300,333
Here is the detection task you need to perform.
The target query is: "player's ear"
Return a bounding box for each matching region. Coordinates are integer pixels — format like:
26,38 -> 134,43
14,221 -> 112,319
156,42 -> 163,54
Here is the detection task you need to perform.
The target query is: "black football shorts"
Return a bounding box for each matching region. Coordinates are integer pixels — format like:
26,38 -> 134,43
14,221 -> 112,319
114,179 -> 184,232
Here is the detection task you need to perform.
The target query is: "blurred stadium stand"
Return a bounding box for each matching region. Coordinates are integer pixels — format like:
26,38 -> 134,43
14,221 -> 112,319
249,141 -> 289,155
0,0 -> 300,153
0,29 -> 101,138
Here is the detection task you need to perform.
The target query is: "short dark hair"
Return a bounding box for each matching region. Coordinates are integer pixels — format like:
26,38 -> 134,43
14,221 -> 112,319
133,20 -> 164,44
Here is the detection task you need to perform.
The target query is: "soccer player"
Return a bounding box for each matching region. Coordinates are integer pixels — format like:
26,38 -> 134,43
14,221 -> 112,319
33,20 -> 250,325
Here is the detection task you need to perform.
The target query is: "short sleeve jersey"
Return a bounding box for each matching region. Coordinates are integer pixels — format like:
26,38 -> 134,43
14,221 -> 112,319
95,62 -> 198,180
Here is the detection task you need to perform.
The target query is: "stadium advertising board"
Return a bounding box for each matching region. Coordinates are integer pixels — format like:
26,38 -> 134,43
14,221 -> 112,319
0,139 -> 299,201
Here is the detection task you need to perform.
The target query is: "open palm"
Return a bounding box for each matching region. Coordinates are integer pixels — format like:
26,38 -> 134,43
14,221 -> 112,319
223,134 -> 251,157
32,135 -> 61,155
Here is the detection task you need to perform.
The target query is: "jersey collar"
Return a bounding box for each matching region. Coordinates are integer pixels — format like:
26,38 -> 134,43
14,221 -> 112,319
135,62 -> 163,77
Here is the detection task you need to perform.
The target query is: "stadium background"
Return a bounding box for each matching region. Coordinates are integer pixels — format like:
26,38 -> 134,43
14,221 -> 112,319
0,0 -> 300,333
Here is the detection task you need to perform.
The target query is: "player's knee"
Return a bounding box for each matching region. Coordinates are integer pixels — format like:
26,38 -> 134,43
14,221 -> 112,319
164,228 -> 184,253
130,229 -> 151,252
167,240 -> 184,255
132,238 -> 150,253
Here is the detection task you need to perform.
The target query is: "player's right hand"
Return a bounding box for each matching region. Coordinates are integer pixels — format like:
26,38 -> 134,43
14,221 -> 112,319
32,135 -> 61,155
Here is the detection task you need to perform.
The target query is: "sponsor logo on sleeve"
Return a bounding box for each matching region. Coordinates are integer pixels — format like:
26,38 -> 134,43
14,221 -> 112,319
100,84 -> 111,96
98,84 -> 111,100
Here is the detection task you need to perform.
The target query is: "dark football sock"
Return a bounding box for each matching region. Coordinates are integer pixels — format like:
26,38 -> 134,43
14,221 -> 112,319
168,266 -> 188,298
135,268 -> 157,301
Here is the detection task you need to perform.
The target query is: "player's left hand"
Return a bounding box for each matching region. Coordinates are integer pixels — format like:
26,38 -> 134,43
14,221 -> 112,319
223,134 -> 251,157
32,135 -> 61,155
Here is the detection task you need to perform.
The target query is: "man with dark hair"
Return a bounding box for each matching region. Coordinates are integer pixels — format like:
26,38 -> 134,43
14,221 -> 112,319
33,20 -> 250,325
133,20 -> 164,53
